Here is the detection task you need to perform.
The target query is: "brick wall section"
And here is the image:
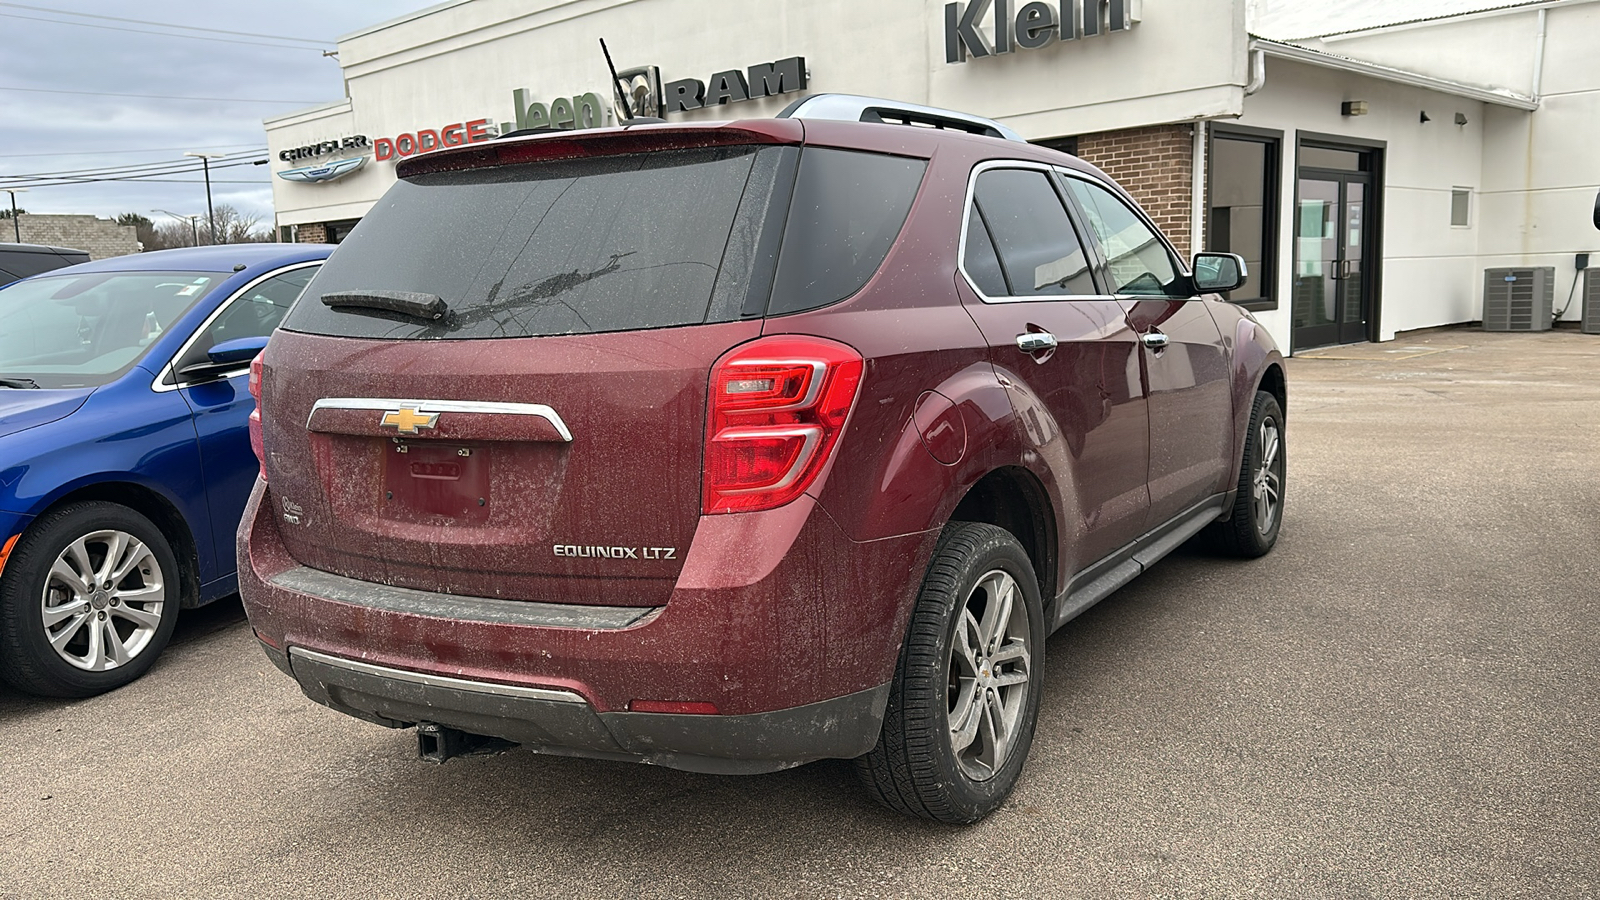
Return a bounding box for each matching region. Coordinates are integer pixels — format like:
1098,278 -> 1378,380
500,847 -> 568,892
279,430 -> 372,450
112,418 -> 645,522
8,214 -> 138,259
295,222 -> 329,243
1073,123 -> 1194,258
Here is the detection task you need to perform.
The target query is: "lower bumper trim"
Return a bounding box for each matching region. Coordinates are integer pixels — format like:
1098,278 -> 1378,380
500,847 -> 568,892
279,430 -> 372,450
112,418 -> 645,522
284,645 -> 889,775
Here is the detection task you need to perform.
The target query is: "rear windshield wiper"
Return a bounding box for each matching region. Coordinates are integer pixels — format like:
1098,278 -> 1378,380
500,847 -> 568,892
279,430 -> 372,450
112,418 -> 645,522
0,376 -> 40,389
321,290 -> 449,322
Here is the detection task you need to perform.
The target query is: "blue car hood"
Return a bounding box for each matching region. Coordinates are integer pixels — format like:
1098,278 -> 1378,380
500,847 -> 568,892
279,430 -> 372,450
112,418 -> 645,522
0,387 -> 94,439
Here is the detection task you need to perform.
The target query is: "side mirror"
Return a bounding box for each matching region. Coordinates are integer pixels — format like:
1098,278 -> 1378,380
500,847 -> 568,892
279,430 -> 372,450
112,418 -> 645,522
176,335 -> 269,381
1192,252 -> 1248,293
1592,188 -> 1599,230
206,335 -> 270,366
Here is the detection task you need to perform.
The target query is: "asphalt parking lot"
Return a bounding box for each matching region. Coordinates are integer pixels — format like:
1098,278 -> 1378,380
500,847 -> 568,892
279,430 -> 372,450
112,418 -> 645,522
2,326 -> 1596,899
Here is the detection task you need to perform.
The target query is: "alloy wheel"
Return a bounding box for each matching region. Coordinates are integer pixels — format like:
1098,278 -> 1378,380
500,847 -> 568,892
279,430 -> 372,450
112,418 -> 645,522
1252,417 -> 1283,535
947,569 -> 1033,781
39,529 -> 167,672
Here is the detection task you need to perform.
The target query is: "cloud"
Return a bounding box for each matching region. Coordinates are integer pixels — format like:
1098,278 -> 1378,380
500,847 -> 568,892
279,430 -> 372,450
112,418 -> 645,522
0,1 -> 427,225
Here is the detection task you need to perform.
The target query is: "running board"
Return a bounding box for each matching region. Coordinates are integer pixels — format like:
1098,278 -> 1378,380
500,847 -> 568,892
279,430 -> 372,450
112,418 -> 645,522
1049,495 -> 1227,633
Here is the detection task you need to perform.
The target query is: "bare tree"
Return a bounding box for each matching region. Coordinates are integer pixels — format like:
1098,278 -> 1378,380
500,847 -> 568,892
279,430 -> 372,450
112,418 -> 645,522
147,204 -> 272,248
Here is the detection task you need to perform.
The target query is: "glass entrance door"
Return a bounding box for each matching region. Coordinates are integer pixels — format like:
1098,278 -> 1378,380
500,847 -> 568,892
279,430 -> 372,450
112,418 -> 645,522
1293,164 -> 1372,349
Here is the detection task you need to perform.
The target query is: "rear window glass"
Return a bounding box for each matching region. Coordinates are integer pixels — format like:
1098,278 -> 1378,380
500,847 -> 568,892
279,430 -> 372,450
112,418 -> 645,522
768,148 -> 927,316
283,147 -> 779,340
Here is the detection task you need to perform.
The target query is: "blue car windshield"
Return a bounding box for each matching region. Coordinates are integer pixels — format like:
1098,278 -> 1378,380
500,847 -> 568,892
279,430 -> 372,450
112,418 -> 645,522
0,270 -> 219,389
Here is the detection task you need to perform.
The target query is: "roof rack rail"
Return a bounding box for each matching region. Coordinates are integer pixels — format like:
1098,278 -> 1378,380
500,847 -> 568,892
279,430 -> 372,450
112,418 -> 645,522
776,93 -> 1025,142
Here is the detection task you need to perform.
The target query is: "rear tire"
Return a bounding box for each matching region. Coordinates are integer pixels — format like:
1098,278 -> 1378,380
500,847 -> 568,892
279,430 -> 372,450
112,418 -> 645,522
0,502 -> 181,698
1211,390 -> 1286,558
855,522 -> 1044,824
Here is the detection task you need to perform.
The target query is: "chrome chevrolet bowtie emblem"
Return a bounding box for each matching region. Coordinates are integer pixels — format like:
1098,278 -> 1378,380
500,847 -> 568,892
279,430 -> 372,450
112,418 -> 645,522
380,406 -> 438,434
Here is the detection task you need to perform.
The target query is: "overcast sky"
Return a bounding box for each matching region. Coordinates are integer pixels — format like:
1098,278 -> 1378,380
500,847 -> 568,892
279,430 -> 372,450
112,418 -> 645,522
0,0 -> 433,231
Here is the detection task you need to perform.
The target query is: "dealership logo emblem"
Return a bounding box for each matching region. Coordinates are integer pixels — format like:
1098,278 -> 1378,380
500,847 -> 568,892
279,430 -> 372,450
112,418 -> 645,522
277,155 -> 367,184
380,406 -> 439,435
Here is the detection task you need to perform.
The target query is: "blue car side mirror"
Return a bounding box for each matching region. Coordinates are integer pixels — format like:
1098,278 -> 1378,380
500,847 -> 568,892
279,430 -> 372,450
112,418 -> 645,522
207,336 -> 270,366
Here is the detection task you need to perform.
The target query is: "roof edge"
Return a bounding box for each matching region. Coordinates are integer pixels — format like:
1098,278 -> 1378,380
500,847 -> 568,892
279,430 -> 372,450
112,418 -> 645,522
1252,38 -> 1540,110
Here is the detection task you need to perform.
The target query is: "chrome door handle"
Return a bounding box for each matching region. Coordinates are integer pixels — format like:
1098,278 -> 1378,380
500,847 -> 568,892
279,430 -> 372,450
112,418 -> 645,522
1141,331 -> 1170,349
1016,332 -> 1057,352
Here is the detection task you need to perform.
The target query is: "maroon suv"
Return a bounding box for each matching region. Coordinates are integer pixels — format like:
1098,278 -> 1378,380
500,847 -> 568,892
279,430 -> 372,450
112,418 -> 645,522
240,96 -> 1285,824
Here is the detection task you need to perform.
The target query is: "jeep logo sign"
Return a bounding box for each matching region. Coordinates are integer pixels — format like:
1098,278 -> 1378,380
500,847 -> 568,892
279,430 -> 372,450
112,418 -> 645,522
945,0 -> 1141,63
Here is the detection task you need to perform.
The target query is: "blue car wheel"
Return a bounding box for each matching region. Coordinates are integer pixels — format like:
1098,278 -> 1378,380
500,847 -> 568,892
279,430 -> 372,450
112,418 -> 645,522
0,501 -> 180,697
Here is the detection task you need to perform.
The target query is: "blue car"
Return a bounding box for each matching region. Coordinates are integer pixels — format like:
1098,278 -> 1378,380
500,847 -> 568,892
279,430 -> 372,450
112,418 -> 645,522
0,243 -> 332,697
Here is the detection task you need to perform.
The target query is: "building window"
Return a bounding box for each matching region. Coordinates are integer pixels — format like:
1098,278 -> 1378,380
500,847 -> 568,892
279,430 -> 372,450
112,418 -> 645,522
1451,188 -> 1471,227
1208,127 -> 1281,309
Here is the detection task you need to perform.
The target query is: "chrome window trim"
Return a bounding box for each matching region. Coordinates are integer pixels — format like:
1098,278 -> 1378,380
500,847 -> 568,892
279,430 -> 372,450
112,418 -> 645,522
150,259 -> 324,394
956,160 -> 1120,306
308,397 -> 574,442
287,646 -> 587,705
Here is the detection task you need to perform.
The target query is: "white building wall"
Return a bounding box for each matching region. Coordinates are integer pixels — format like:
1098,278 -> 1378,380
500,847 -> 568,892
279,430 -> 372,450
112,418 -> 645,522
1236,57 -> 1486,347
269,0 -> 1250,228
1303,2 -> 1600,324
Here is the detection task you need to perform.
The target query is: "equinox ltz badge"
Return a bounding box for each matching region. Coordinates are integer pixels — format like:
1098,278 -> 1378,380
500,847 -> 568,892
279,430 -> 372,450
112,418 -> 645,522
380,406 -> 439,435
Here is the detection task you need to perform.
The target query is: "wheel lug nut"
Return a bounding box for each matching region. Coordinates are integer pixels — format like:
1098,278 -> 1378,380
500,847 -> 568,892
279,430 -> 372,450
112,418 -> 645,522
110,598 -> 120,606
97,611 -> 106,621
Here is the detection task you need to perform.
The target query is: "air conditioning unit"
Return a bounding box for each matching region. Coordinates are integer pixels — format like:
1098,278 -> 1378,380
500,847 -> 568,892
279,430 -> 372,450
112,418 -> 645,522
1584,268 -> 1600,334
1482,267 -> 1554,331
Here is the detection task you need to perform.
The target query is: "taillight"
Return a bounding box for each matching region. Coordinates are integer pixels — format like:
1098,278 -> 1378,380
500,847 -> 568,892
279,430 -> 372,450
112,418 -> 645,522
704,336 -> 863,514
248,353 -> 266,482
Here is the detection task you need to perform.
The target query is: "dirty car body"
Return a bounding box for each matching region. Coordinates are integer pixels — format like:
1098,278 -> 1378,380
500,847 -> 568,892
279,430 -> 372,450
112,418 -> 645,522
240,102 -> 1285,822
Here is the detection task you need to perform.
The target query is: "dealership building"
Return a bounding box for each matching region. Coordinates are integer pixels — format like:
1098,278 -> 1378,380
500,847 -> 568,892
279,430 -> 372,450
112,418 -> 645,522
263,0 -> 1600,353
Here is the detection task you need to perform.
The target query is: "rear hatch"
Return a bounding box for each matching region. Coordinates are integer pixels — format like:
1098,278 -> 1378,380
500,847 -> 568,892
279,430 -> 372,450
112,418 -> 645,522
261,130 -> 799,606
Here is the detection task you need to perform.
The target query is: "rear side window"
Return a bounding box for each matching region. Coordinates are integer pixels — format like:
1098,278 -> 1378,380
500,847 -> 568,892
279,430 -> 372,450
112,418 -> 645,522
970,168 -> 1095,298
283,147 -> 779,340
767,148 -> 927,316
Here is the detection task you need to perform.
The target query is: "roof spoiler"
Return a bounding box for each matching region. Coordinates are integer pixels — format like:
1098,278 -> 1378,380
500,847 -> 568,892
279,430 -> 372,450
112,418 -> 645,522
777,93 -> 1026,142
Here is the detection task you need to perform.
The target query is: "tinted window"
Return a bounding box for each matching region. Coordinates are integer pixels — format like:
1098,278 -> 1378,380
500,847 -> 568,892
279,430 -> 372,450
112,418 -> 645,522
1208,132 -> 1278,305
973,168 -> 1095,297
962,202 -> 1009,296
284,147 -> 774,340
767,148 -> 926,316
1065,178 -> 1186,298
175,265 -> 317,373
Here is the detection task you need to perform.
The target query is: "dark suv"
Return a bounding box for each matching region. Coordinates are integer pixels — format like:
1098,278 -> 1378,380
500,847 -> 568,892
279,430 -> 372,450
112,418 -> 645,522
240,96 -> 1285,823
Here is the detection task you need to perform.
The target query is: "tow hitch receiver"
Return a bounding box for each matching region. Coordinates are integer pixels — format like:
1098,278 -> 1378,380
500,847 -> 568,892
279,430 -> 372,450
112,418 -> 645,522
416,722 -> 517,763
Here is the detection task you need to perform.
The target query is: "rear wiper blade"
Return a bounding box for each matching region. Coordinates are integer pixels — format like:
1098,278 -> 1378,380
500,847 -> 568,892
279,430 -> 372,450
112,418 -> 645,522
0,377 -> 40,389
320,290 -> 449,322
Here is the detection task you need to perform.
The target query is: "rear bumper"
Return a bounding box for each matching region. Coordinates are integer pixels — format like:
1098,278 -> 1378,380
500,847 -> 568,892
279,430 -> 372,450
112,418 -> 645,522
264,642 -> 887,774
239,479 -> 934,772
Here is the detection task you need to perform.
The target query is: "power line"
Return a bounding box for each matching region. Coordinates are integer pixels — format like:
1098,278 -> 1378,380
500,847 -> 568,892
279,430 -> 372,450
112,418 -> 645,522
0,144 -> 265,159
0,85 -> 321,104
2,150 -> 266,180
0,2 -> 332,44
0,11 -> 334,50
2,157 -> 272,188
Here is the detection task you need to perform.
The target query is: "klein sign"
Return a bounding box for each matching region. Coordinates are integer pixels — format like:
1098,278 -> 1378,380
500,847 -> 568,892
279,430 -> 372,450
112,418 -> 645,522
945,0 -> 1141,63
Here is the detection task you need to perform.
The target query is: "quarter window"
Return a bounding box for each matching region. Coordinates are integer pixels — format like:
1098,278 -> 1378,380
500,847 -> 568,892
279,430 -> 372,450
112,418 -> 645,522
1064,178 -> 1186,298
969,168 -> 1095,298
174,265 -> 317,375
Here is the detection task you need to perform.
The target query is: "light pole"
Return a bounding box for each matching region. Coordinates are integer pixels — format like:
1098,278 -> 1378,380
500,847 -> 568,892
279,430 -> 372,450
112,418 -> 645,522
153,209 -> 200,247
184,152 -> 224,244
4,187 -> 25,242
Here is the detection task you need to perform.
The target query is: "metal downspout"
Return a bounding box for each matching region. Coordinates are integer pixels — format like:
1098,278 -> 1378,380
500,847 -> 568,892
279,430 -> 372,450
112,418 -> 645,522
1531,9 -> 1548,101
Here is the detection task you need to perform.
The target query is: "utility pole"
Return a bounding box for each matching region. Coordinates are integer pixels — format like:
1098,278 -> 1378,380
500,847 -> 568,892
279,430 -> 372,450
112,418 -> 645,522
153,209 -> 200,247
4,188 -> 25,242
184,152 -> 224,244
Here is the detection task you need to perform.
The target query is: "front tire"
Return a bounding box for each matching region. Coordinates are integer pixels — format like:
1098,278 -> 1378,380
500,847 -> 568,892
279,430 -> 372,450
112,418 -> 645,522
1211,390 -> 1286,558
855,522 -> 1044,824
0,502 -> 181,698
